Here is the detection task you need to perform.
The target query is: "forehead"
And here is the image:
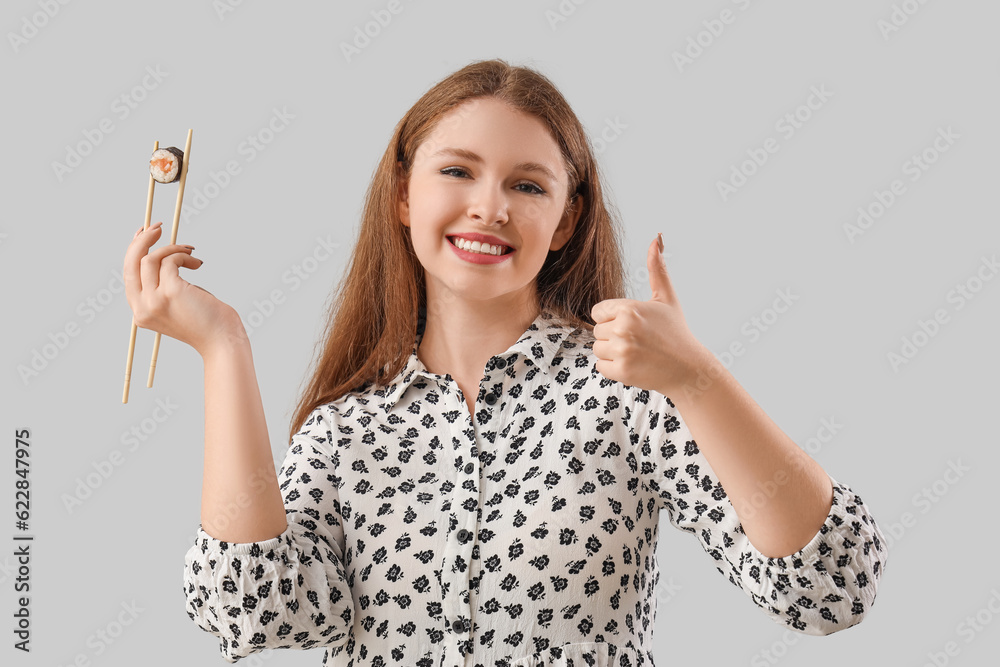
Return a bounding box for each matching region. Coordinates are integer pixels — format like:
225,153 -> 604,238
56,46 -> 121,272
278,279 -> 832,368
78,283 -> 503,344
415,98 -> 566,180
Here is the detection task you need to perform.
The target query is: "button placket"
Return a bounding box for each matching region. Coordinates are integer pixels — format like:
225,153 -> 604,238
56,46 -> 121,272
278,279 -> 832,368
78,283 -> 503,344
439,371 -> 479,662
440,354 -> 513,662
482,354 -> 508,411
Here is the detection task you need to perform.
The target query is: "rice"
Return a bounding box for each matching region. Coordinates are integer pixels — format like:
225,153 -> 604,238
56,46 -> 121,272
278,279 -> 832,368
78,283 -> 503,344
149,146 -> 184,183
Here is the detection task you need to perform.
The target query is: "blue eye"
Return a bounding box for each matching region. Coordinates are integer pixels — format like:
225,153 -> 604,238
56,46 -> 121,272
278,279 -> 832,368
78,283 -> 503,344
440,167 -> 546,195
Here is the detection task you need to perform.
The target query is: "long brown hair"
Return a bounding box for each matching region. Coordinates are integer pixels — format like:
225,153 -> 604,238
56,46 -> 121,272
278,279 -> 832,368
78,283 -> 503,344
287,57 -> 628,443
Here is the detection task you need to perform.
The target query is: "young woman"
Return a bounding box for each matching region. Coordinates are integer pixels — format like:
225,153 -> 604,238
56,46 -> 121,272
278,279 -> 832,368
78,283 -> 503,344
124,58 -> 887,666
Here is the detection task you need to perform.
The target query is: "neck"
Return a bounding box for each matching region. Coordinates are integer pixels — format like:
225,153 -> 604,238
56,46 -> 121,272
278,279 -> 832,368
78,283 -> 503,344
417,293 -> 540,381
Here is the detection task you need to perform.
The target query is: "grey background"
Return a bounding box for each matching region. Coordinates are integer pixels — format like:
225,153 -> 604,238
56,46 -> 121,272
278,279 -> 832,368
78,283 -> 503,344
2,1 -> 998,665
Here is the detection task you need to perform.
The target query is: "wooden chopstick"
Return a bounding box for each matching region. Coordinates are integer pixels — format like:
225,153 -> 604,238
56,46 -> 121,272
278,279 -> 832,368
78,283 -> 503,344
147,128 -> 193,388
123,139 -> 159,403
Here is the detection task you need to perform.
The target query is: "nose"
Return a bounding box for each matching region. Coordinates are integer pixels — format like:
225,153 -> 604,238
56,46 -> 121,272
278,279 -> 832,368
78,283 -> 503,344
466,181 -> 509,225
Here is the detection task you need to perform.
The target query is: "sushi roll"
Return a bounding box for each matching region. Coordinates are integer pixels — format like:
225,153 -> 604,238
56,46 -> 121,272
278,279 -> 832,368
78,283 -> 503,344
149,146 -> 184,183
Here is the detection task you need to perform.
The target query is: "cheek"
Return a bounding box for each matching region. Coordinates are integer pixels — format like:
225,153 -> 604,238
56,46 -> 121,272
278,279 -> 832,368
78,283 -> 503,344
515,237 -> 553,269
409,229 -> 441,259
412,194 -> 460,231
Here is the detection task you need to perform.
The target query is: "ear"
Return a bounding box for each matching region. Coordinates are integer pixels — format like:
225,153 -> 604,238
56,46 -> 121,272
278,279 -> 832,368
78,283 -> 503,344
549,194 -> 583,251
396,160 -> 410,228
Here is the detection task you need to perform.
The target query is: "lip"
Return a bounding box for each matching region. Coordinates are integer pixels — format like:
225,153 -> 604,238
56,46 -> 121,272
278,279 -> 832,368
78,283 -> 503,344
447,233 -> 515,252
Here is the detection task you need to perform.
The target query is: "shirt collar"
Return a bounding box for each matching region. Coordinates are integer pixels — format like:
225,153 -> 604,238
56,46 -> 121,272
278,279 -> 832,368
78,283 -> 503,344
379,308 -> 577,412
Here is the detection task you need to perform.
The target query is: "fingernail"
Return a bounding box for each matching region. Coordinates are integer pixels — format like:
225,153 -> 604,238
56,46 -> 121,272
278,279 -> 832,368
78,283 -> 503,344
183,245 -> 195,249
656,232 -> 664,253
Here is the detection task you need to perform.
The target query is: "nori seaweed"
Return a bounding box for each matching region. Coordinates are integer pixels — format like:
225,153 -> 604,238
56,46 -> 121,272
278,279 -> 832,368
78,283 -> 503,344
150,146 -> 184,183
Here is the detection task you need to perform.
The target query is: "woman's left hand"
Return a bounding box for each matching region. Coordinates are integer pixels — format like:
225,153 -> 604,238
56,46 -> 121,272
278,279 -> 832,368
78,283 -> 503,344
591,234 -> 711,396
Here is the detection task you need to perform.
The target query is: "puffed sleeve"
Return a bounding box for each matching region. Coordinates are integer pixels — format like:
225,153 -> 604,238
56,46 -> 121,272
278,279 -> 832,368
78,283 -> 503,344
629,388 -> 888,636
182,405 -> 354,662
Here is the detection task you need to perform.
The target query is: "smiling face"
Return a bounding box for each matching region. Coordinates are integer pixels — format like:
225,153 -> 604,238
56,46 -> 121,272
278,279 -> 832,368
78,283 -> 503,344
397,97 -> 581,312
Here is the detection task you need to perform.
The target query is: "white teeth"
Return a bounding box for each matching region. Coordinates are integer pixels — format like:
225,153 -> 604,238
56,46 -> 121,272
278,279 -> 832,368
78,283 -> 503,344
452,236 -> 507,256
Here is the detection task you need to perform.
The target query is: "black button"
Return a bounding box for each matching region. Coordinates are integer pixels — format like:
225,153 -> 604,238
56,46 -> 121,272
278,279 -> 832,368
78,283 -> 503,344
452,619 -> 464,632
495,357 -> 507,369
484,393 -> 497,405
464,462 -> 474,474
457,528 -> 470,542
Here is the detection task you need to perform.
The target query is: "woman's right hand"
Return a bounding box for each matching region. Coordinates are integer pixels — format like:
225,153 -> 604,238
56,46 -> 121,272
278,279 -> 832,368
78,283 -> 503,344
124,221 -> 242,357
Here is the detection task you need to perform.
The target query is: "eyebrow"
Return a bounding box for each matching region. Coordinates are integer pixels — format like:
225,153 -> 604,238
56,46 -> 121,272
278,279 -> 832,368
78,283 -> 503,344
428,147 -> 560,184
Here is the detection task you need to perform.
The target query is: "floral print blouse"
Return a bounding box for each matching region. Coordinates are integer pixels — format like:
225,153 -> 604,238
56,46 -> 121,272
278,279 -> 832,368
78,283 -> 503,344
183,308 -> 887,666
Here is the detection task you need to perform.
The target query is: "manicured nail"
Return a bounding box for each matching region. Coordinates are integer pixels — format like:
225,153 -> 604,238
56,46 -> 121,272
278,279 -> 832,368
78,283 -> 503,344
656,232 -> 664,253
